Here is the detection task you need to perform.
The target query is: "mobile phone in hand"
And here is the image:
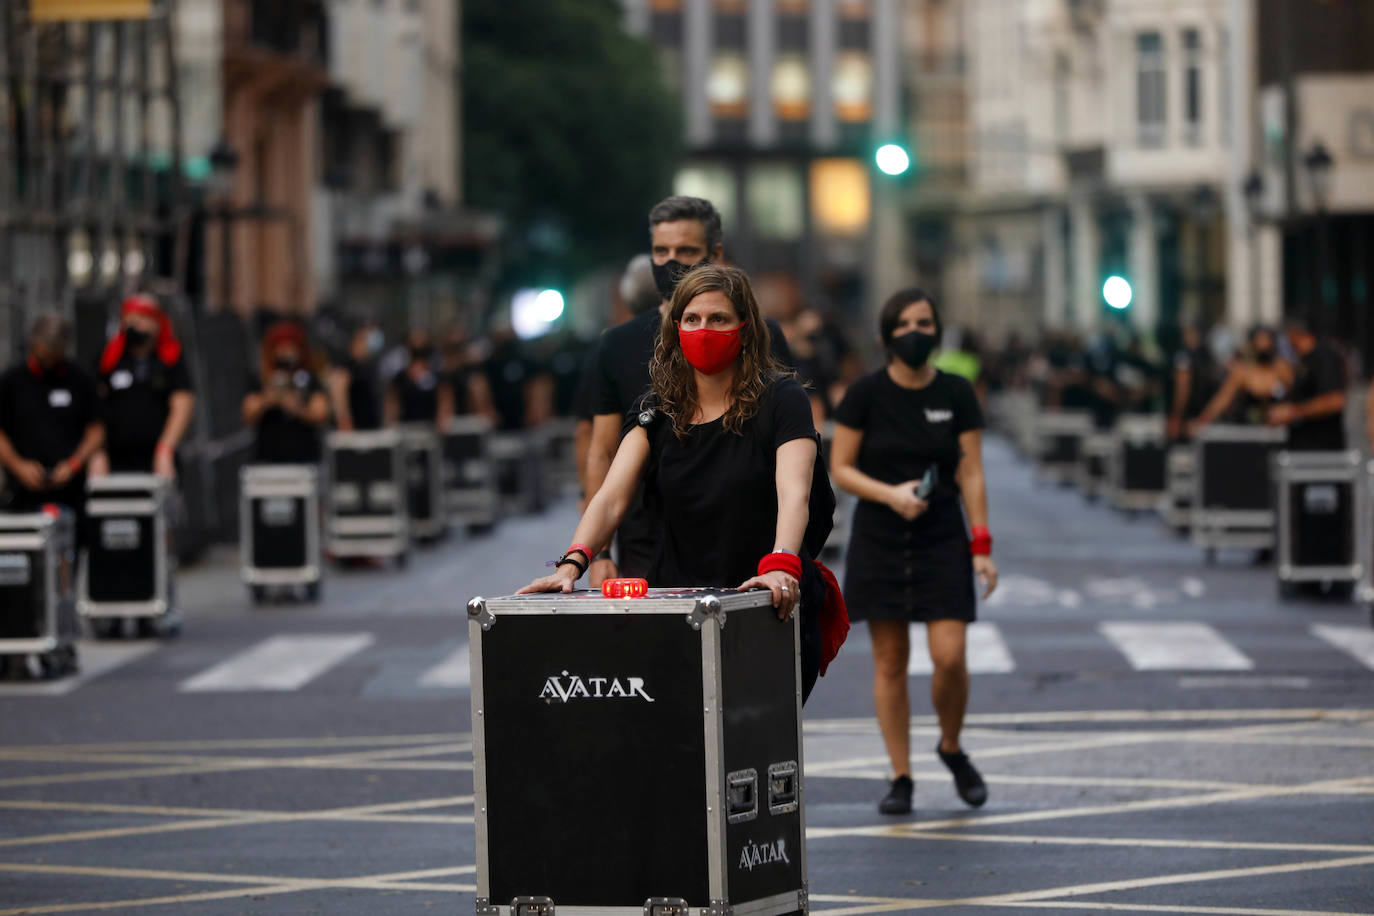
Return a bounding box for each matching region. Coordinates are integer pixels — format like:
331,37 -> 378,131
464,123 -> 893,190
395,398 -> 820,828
915,466 -> 937,500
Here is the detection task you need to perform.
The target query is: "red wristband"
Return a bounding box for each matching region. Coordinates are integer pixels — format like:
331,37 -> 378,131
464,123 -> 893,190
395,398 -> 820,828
567,543 -> 593,562
970,525 -> 992,557
65,457 -> 84,475
757,551 -> 803,581
155,443 -> 174,457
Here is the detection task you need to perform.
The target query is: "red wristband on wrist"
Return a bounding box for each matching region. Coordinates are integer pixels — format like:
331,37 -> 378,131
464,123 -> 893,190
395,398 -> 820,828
567,543 -> 593,562
155,443 -> 173,457
66,457 -> 83,474
970,525 -> 992,557
757,551 -> 803,581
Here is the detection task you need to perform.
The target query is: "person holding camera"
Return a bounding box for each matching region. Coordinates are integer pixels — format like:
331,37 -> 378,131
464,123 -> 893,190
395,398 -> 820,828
242,321 -> 331,464
830,288 -> 997,817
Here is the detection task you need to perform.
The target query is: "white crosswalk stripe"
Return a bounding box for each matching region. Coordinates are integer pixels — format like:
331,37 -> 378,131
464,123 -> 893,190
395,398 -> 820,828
0,641 -> 158,697
1100,622 -> 1253,671
418,645 -> 471,688
1310,624 -> 1374,671
179,633 -> 374,692
907,622 -> 1015,676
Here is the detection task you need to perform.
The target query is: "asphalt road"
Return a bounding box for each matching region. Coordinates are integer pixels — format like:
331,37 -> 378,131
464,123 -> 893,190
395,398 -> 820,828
1,436 -> 1372,915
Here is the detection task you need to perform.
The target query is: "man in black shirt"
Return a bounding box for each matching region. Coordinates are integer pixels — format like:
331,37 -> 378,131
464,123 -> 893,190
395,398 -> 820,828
0,314 -> 105,512
583,195 -> 795,583
91,294 -> 195,476
328,319 -> 384,432
1268,314 -> 1346,451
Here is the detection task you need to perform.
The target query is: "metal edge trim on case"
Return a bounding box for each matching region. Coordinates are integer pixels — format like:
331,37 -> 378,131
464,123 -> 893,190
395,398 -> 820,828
1196,424 -> 1288,444
790,608 -> 808,889
730,890 -> 803,916
79,599 -> 168,618
701,615 -> 728,903
470,615 -> 491,899
725,768 -> 759,824
468,597 -> 495,631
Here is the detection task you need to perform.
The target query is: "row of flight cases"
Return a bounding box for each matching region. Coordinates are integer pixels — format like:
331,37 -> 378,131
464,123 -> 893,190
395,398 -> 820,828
241,418 -> 573,603
0,473 -> 179,676
1010,398 -> 1373,607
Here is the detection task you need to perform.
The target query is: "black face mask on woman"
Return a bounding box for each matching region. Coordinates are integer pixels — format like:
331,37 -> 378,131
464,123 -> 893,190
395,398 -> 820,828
123,326 -> 153,349
1254,349 -> 1276,366
889,330 -> 938,370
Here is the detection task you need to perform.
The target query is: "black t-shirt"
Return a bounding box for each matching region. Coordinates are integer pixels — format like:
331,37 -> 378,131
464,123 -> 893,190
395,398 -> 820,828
345,357 -> 382,430
592,310 -> 796,419
1289,343 -> 1346,451
251,369 -> 325,464
101,353 -> 191,469
572,346 -> 599,422
392,365 -> 440,424
0,361 -> 102,470
627,376 -> 816,587
833,369 -> 983,510
484,347 -> 531,431
1173,347 -> 1221,420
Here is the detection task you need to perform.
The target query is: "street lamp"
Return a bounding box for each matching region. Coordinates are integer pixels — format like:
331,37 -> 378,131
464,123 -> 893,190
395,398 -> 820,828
1302,140 -> 1335,315
207,138 -> 240,310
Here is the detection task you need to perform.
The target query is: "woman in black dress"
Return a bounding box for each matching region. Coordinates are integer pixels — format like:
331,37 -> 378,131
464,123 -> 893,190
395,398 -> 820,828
831,288 -> 997,815
519,264 -> 829,699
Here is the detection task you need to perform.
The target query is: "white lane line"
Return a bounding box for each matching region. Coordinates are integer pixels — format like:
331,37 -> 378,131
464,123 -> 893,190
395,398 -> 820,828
0,641 -> 159,697
907,623 -> 1014,676
1101,622 -> 1253,671
1311,624 -> 1374,670
180,634 -> 374,692
417,646 -> 470,688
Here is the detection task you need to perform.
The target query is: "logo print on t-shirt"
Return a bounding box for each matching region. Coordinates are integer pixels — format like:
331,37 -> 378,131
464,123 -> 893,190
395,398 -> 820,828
48,389 -> 73,408
110,370 -> 134,391
925,408 -> 953,423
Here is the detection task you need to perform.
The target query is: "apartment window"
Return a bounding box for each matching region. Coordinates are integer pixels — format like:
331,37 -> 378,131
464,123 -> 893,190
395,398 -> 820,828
771,54 -> 811,121
1182,29 -> 1202,146
747,163 -> 805,241
1136,32 -> 1166,149
833,52 -> 873,123
707,53 -> 750,119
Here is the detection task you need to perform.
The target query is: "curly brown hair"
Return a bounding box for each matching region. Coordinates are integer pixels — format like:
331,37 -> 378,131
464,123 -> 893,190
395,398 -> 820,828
649,264 -> 785,440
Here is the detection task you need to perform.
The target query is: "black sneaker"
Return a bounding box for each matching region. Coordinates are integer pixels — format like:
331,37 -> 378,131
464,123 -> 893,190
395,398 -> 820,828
878,775 -> 914,815
937,744 -> 988,808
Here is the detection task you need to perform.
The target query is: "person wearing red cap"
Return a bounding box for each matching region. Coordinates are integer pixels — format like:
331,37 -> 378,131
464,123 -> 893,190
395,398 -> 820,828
242,321 -> 330,464
90,294 -> 195,479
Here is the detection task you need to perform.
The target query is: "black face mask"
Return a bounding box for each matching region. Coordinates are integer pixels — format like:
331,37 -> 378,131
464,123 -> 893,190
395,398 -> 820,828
889,330 -> 938,370
1254,350 -> 1276,366
274,356 -> 298,371
124,327 -> 152,349
652,256 -> 709,301
410,346 -> 433,362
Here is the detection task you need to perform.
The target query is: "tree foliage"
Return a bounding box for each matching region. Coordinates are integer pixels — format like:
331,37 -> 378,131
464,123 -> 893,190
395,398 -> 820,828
463,0 -> 683,283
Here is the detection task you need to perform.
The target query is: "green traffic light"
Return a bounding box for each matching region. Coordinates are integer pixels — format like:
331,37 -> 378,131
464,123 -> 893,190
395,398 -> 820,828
1103,275 -> 1133,310
875,143 -> 911,176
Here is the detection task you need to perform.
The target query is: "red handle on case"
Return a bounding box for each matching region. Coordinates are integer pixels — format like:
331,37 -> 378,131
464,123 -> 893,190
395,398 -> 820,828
601,578 -> 649,599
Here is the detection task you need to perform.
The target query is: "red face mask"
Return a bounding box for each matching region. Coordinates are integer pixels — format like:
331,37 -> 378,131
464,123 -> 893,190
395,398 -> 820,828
677,322 -> 745,375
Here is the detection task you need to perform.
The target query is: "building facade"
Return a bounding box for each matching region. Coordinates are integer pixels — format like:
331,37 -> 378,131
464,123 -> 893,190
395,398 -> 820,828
621,0 -> 904,333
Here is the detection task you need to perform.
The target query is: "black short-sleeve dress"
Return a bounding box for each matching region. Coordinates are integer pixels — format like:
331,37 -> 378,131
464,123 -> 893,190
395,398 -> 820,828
625,375 -> 826,697
833,368 -> 983,623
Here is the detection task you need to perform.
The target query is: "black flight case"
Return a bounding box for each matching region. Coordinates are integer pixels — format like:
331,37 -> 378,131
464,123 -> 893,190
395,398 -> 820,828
1163,445 -> 1195,532
1274,450 -> 1364,598
79,474 -> 180,638
442,416 -> 500,534
467,587 -> 808,916
1034,410 -> 1092,485
240,465 -> 322,603
490,431 -> 546,516
0,510 -> 79,677
1192,424 -> 1287,563
1109,416 -> 1168,512
325,429 -> 410,565
402,425 -> 448,542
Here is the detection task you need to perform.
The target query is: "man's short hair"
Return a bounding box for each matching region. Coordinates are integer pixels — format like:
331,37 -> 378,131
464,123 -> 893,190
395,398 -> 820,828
28,313 -> 70,353
619,253 -> 661,315
1283,311 -> 1314,335
648,196 -> 724,251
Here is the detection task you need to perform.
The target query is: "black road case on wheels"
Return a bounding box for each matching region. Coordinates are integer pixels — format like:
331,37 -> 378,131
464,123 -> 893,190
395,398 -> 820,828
402,425 -> 447,542
1275,450 -> 1363,595
326,429 -> 409,562
467,588 -> 808,916
490,431 -> 546,516
79,474 -> 179,638
0,511 -> 78,677
1110,416 -> 1168,512
1192,425 -> 1287,558
1163,445 -> 1195,531
442,417 -> 500,533
1034,410 -> 1092,485
240,465 -> 322,603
